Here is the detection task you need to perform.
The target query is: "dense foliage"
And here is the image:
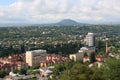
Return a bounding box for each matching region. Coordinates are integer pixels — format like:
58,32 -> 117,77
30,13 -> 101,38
51,61 -> 104,80
103,58 -> 120,80
50,58 -> 120,80
0,70 -> 7,78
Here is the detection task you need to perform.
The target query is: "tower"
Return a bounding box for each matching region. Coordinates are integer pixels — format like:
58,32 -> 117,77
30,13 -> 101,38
85,32 -> 95,47
106,38 -> 109,53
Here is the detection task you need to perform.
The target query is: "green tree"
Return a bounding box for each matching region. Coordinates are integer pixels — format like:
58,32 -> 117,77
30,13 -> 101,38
83,52 -> 88,57
52,61 -> 106,80
90,52 -> 96,63
53,63 -> 65,75
13,69 -> 18,74
0,70 -> 7,78
21,44 -> 25,53
31,77 -> 37,80
18,69 -> 27,75
28,71 -> 39,75
103,58 -> 120,80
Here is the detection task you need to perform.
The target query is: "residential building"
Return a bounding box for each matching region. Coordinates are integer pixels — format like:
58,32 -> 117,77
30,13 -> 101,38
85,32 -> 95,47
0,54 -> 28,72
83,56 -> 90,62
69,53 -> 83,61
78,47 -> 96,56
40,54 -> 68,67
26,49 -> 47,67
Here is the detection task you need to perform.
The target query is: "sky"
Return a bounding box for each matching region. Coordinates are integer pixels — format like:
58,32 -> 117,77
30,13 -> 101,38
0,0 -> 120,24
0,0 -> 16,6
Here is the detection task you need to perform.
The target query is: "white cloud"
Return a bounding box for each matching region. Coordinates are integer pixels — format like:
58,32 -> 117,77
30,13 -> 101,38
0,11 -> 4,17
0,0 -> 120,23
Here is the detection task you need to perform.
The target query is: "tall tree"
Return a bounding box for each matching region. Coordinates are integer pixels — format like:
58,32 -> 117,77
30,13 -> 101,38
21,44 -> 25,53
90,52 -> 96,63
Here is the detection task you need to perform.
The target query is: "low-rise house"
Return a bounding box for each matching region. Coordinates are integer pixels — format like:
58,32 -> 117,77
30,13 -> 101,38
96,55 -> 103,62
0,63 -> 17,72
0,54 -> 28,72
70,46 -> 96,62
69,52 -> 84,61
40,60 -> 53,67
40,54 -> 68,67
83,57 -> 90,62
78,47 -> 96,56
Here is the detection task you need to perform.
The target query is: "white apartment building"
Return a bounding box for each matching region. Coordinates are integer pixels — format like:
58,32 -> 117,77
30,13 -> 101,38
85,32 -> 95,47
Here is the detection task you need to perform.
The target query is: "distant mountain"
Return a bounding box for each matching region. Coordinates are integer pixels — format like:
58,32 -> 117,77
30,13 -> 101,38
0,19 -> 120,27
55,19 -> 79,26
39,19 -> 85,26
0,19 -> 85,27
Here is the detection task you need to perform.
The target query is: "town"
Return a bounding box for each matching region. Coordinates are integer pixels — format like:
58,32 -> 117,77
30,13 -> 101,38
0,0 -> 120,80
0,30 -> 120,80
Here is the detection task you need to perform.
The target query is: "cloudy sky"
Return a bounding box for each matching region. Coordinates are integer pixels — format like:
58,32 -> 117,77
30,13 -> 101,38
0,0 -> 120,24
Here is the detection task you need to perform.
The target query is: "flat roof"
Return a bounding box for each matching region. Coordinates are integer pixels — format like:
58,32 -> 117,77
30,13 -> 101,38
26,49 -> 47,53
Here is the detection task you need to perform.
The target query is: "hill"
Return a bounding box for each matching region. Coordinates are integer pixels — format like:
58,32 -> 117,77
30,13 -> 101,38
55,19 -> 80,26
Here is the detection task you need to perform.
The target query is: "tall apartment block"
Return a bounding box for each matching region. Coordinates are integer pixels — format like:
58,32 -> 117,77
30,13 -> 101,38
85,32 -> 95,47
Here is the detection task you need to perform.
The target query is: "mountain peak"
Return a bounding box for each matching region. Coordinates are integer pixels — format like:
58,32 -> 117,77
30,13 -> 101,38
56,19 -> 79,26
60,19 -> 77,22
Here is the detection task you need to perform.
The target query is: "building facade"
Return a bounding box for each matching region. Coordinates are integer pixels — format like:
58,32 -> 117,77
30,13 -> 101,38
40,54 -> 68,67
26,50 -> 47,67
69,53 -> 83,61
0,54 -> 28,72
85,32 -> 95,47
